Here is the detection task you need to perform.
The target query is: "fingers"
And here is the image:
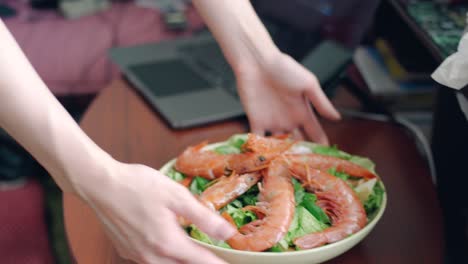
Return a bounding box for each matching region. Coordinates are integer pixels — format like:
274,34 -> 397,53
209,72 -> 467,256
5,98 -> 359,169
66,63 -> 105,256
302,99 -> 329,145
249,119 -> 265,136
304,76 -> 341,121
109,228 -> 180,264
170,188 -> 236,241
291,128 -> 305,140
249,116 -> 304,141
139,255 -> 180,264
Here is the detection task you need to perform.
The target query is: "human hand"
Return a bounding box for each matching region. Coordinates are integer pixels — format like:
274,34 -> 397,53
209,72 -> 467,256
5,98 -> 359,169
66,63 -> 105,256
235,53 -> 341,145
76,160 -> 236,264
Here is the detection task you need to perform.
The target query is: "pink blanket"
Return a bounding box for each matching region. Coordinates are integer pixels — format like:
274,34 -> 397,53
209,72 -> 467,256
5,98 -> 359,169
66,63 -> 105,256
4,1 -> 204,95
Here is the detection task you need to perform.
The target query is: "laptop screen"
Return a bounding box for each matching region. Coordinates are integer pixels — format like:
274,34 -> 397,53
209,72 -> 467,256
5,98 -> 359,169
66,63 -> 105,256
127,59 -> 212,97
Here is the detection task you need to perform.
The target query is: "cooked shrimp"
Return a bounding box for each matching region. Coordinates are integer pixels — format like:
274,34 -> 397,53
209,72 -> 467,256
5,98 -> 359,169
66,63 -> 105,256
221,211 -> 237,227
175,134 -> 294,179
285,154 -> 377,179
179,177 -> 193,188
227,134 -> 295,174
227,158 -> 295,251
286,159 -> 367,249
199,172 -> 262,211
241,133 -> 294,153
174,141 -> 229,179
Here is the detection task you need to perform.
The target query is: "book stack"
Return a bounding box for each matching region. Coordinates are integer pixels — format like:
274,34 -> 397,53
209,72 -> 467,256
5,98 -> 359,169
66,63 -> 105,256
353,39 -> 436,112
353,38 -> 436,139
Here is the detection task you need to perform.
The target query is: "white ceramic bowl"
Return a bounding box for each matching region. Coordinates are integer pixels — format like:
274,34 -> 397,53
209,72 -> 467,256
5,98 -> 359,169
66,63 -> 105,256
160,141 -> 387,264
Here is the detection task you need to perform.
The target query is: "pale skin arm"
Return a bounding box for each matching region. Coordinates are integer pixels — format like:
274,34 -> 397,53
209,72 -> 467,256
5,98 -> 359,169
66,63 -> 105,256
0,0 -> 340,262
0,20 -> 235,264
193,0 -> 341,144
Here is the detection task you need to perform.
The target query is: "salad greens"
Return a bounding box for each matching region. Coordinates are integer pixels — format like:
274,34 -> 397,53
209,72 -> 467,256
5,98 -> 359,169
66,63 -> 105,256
227,134 -> 248,149
309,144 -> 377,174
327,167 -> 350,181
313,145 -> 352,160
189,176 -> 211,195
292,178 -> 330,225
224,204 -> 257,228
287,206 -> 328,242
363,181 -> 385,219
213,145 -> 241,155
301,193 -> 331,225
292,178 -> 306,204
213,134 -> 248,154
188,225 -> 232,249
167,167 -> 186,182
239,185 -> 259,206
169,134 -> 385,252
271,206 -> 329,252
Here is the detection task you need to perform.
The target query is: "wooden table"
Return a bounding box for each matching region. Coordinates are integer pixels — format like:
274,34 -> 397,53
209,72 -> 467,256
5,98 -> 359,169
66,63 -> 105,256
64,80 -> 444,263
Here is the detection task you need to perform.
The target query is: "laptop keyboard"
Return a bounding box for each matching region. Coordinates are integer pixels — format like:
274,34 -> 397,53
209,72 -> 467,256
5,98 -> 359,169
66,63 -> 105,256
179,41 -> 238,96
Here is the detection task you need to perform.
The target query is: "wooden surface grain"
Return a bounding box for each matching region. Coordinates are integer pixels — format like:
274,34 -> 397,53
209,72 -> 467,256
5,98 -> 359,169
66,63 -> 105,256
64,80 -> 443,263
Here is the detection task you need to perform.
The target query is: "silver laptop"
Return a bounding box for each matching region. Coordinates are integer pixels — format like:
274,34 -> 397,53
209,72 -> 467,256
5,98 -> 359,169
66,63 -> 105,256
110,34 -> 244,129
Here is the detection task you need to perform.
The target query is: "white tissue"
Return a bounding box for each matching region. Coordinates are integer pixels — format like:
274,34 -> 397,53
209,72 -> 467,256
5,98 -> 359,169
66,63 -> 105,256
457,93 -> 468,121
431,14 -> 468,121
432,33 -> 468,90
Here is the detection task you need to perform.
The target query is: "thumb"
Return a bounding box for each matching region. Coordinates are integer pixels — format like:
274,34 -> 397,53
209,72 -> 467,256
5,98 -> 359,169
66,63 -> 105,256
170,188 -> 237,241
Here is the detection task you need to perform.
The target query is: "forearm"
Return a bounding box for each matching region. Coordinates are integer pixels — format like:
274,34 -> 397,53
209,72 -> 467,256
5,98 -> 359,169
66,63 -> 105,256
192,0 -> 280,72
0,21 -> 111,195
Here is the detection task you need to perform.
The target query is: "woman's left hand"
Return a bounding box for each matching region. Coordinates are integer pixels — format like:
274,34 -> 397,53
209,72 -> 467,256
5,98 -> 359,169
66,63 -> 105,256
235,52 -> 341,145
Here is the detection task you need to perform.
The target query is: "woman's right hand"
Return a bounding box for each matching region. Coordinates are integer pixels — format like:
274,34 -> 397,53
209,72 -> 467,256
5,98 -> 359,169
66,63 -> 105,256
76,159 -> 236,264
1,18 -> 235,264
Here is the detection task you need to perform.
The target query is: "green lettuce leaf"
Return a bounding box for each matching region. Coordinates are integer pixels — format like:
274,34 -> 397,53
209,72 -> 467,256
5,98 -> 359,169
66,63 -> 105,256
238,185 -> 259,206
228,134 -> 248,149
189,177 -> 211,195
292,178 -> 305,205
268,239 -> 289,252
212,134 -> 248,154
300,193 -> 331,225
354,178 -> 377,203
364,181 -> 385,219
229,199 -> 243,209
189,225 -> 231,249
213,145 -> 241,155
270,206 -> 328,251
310,144 -> 377,174
327,167 -> 350,181
240,194 -> 258,206
292,178 -> 330,225
287,206 -> 328,241
312,145 -> 352,160
166,168 -> 186,182
225,204 -> 257,228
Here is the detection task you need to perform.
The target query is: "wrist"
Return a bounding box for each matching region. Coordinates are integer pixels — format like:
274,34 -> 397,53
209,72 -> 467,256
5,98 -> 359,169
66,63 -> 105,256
192,0 -> 281,76
65,147 -> 117,202
231,44 -> 282,77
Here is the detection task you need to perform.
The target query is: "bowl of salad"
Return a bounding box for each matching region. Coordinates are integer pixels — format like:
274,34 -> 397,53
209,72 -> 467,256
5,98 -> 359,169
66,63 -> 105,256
160,134 -> 386,264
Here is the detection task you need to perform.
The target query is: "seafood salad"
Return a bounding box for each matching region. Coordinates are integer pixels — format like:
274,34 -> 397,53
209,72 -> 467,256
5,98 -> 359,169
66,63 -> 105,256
166,134 -> 385,252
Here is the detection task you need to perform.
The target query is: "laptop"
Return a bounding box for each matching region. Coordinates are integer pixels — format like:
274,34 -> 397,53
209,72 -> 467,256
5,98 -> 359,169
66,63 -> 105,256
110,34 -> 245,129
110,34 -> 352,129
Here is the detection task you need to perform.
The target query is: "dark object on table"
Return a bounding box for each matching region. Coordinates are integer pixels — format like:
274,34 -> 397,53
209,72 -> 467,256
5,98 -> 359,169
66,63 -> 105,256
0,130 -> 29,181
162,10 -> 188,31
0,3 -> 17,18
30,0 -> 59,9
